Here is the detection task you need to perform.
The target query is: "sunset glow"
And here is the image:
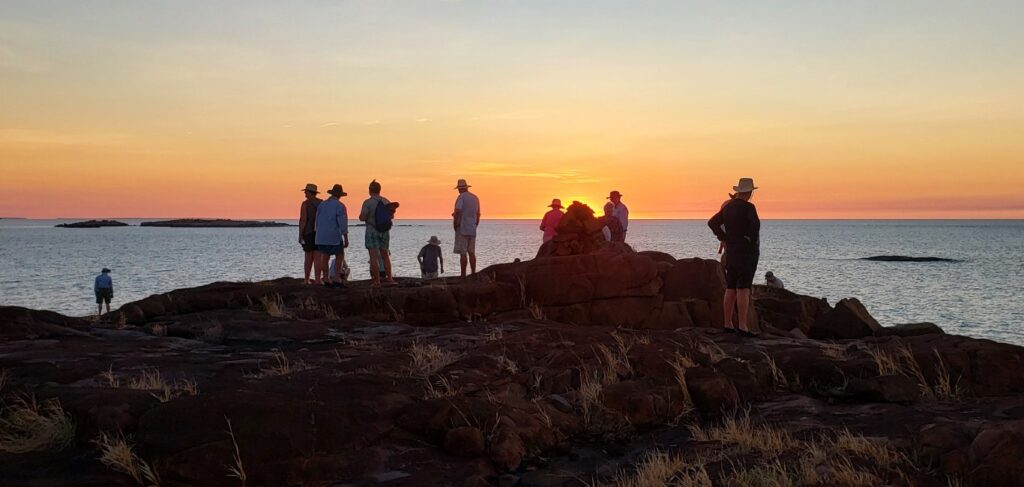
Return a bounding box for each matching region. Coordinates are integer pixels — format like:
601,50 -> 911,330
2,1 -> 1023,219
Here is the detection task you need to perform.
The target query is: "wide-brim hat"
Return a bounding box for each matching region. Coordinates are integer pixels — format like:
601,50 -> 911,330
428,236 -> 441,245
454,179 -> 471,189
302,183 -> 319,193
607,190 -> 623,199
101,268 -> 111,273
548,199 -> 563,208
327,184 -> 347,197
733,178 -> 758,193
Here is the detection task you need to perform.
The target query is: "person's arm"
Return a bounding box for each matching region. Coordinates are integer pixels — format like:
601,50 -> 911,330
299,202 -> 308,242
417,247 -> 425,265
358,200 -> 369,222
453,195 -> 463,230
439,253 -> 444,273
744,204 -> 759,242
339,205 -> 349,248
94,277 -> 99,293
475,197 -> 481,226
708,209 -> 727,242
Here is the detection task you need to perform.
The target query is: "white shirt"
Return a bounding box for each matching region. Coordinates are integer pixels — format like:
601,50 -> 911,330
766,277 -> 785,289
454,191 -> 481,236
610,202 -> 629,232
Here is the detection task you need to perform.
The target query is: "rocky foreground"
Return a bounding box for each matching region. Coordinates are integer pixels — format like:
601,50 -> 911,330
2,249 -> 1023,486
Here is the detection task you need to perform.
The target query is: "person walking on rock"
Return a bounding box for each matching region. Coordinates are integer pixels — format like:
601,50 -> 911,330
315,184 -> 350,288
298,183 -> 323,284
360,180 -> 398,287
708,178 -> 761,337
452,179 -> 481,276
605,190 -> 629,242
539,199 -> 564,243
94,268 -> 114,315
418,236 -> 444,279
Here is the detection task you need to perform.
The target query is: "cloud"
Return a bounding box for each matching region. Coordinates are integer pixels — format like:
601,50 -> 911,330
469,111 -> 544,121
459,163 -> 604,181
318,121 -> 339,128
415,118 -> 431,122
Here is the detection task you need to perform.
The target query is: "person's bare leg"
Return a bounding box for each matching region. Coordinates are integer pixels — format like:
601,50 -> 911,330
723,289 -> 737,330
98,303 -> 103,316
382,251 -> 395,283
369,249 -> 381,286
316,253 -> 330,284
469,253 -> 476,275
460,254 -> 468,277
737,288 -> 752,332
105,302 -> 111,314
304,251 -> 316,284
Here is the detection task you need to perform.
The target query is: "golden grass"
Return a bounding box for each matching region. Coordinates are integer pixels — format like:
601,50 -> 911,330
0,395 -> 75,453
760,351 -> 789,390
828,455 -> 878,486
533,399 -> 553,428
107,368 -> 201,402
578,369 -> 604,424
407,342 -> 459,377
868,345 -> 963,401
668,354 -> 695,413
94,432 -> 161,486
614,450 -> 687,487
485,326 -> 504,342
526,301 -> 546,320
225,417 -> 247,486
259,293 -> 287,318
299,297 -> 339,320
423,375 -> 461,399
830,429 -> 902,467
248,351 -> 312,378
493,354 -> 519,374
689,412 -> 796,454
721,459 -> 795,487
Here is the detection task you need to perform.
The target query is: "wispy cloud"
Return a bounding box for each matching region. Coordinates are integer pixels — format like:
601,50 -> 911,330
469,111 -> 544,121
415,118 -> 431,123
459,162 -> 604,181
319,121 -> 338,128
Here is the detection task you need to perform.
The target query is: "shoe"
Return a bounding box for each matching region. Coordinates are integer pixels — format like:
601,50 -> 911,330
739,330 -> 760,338
723,326 -> 737,333
332,282 -> 347,289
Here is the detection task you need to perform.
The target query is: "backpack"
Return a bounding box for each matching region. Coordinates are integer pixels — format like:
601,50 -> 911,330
373,198 -> 395,232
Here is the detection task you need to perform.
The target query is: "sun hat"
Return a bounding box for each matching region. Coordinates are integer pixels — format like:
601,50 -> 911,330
327,184 -> 347,197
607,190 -> 623,199
766,271 -> 775,278
733,178 -> 758,193
302,183 -> 319,193
428,236 -> 441,245
454,179 -> 471,189
548,199 -> 563,208
101,268 -> 111,273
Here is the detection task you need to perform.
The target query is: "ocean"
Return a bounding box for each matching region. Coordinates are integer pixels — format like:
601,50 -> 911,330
1,219 -> 1021,345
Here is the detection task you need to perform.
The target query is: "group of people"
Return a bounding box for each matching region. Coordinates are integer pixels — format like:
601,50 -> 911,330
298,178 -> 481,287
539,190 -> 630,243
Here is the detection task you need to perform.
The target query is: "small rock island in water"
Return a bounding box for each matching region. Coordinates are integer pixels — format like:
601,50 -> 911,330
55,219 -> 129,228
3,206 -> 1022,486
139,218 -> 290,228
863,255 -> 959,262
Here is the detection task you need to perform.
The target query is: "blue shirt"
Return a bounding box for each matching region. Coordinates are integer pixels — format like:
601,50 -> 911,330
314,197 -> 348,245
94,273 -> 113,291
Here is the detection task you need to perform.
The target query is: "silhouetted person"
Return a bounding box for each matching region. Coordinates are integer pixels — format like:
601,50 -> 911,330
540,199 -> 564,243
298,183 -> 323,284
418,236 -> 444,278
94,268 -> 113,315
315,184 -> 349,288
452,179 -> 481,276
602,201 -> 626,243
605,190 -> 629,242
709,178 -> 761,337
360,180 -> 397,287
765,271 -> 784,289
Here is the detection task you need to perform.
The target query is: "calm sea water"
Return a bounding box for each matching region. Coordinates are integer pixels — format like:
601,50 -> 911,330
1,219 -> 1021,345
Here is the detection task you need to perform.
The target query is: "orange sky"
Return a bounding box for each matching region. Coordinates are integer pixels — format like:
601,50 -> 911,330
2,1 -> 1023,219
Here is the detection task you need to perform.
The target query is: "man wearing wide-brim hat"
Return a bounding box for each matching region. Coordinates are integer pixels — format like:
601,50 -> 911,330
540,198 -> 565,243
452,179 -> 481,277
418,236 -> 445,279
604,190 -> 629,243
298,183 -> 323,284
94,268 -> 114,315
708,177 -> 761,337
314,183 -> 350,288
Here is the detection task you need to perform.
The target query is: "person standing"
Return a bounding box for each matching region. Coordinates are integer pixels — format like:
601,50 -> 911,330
418,236 -> 444,278
606,190 -> 629,242
765,271 -> 785,289
94,268 -> 113,315
314,184 -> 349,287
298,183 -> 323,284
602,201 -> 626,243
708,178 -> 761,337
539,199 -> 564,243
359,180 -> 397,287
452,179 -> 481,276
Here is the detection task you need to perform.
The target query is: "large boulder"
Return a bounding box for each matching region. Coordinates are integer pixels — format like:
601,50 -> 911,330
0,306 -> 90,341
753,286 -> 830,333
808,298 -> 882,339
968,420 -> 1024,487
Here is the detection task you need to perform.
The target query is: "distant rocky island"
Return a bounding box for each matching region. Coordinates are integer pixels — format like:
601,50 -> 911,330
55,219 -> 129,228
139,218 -> 290,228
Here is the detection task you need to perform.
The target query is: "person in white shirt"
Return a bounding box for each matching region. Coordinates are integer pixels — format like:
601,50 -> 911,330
765,271 -> 785,290
606,190 -> 629,242
452,179 -> 481,276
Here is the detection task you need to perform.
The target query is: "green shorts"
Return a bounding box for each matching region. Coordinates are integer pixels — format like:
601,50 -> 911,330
364,226 -> 390,250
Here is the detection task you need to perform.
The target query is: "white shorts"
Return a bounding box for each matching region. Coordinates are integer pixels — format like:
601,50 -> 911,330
453,234 -> 476,255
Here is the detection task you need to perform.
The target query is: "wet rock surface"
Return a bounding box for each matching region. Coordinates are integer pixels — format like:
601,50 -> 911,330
1,251 -> 1023,486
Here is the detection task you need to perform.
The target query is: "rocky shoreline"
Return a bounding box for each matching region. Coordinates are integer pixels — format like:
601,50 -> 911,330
1,248 -> 1023,486
55,219 -> 130,228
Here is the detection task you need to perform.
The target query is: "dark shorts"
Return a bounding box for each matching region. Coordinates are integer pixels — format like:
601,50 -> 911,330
317,244 -> 342,256
95,288 -> 113,304
301,233 -> 317,252
724,253 -> 759,289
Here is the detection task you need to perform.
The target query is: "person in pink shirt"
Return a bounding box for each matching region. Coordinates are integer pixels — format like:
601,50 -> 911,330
539,199 -> 565,242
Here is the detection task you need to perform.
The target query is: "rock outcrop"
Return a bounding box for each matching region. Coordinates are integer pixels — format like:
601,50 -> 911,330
55,220 -> 129,228
2,251 -> 1023,486
139,219 -> 290,227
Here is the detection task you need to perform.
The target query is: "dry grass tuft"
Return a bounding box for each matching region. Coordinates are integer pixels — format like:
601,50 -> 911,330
260,294 -> 288,318
94,432 -> 161,486
828,455 -> 878,486
423,375 -> 461,399
248,351 -> 312,378
407,342 -> 459,377
613,450 -> 712,487
760,351 -> 789,390
526,301 -> 546,320
299,297 -> 338,320
577,369 -> 604,423
0,395 -> 75,453
485,326 -> 504,342
493,353 -> 519,374
225,417 -> 247,486
830,429 -> 901,467
668,354 -> 695,413
721,459 -> 795,487
869,345 -> 963,401
689,412 -> 796,454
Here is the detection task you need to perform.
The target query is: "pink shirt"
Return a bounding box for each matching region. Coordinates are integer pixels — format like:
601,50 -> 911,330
540,209 -> 564,242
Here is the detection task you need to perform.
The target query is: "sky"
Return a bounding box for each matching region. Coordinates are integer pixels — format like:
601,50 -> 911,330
1,0 -> 1023,219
